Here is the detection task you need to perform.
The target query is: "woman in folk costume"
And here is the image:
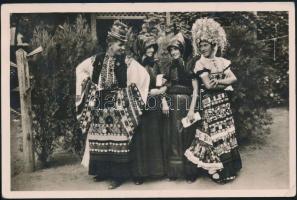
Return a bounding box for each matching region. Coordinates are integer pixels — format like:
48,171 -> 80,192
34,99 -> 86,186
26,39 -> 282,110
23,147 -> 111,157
75,20 -> 150,189
162,33 -> 199,182
184,18 -> 242,183
130,33 -> 167,185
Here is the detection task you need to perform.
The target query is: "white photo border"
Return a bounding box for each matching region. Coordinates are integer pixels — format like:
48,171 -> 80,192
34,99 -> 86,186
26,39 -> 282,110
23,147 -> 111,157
1,2 -> 296,198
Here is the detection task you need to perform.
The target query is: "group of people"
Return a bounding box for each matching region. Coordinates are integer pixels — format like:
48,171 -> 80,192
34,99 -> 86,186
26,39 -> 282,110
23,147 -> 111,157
76,17 -> 242,189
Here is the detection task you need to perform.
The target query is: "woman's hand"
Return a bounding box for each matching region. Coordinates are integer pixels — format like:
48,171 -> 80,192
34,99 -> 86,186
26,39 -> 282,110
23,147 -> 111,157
209,79 -> 219,88
149,89 -> 160,96
161,78 -> 167,86
187,109 -> 195,122
162,99 -> 170,116
149,86 -> 167,96
159,86 -> 167,94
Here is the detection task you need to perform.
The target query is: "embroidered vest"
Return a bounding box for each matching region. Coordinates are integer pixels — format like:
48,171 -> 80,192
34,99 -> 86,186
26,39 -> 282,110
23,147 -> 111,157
91,53 -> 127,89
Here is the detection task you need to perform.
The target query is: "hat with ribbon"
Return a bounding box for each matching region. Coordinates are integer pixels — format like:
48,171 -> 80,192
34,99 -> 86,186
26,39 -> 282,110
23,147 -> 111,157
167,32 -> 186,54
107,20 -> 129,42
137,33 -> 158,57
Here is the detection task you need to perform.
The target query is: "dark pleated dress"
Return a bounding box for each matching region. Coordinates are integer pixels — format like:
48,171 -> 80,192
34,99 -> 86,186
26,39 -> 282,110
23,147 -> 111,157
131,61 -> 165,179
163,58 -> 199,180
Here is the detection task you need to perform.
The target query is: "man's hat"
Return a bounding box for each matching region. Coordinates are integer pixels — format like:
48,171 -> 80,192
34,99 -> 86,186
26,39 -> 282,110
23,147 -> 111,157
107,20 -> 128,42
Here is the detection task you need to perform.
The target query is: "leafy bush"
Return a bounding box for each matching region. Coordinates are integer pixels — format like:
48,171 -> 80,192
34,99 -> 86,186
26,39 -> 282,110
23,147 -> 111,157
168,12 -> 288,141
257,12 -> 289,106
225,24 -> 273,140
30,15 -> 98,165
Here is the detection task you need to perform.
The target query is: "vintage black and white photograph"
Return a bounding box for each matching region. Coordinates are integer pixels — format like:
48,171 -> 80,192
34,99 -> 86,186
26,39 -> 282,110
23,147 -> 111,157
1,2 -> 296,198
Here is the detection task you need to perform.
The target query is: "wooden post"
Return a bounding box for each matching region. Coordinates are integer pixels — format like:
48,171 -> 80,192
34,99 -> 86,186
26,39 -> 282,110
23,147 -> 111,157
166,12 -> 171,26
91,14 -> 97,41
252,11 -> 258,40
16,48 -> 35,172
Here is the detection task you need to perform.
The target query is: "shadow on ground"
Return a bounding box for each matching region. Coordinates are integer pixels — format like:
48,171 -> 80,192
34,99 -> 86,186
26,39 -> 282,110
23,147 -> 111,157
10,107 -> 290,191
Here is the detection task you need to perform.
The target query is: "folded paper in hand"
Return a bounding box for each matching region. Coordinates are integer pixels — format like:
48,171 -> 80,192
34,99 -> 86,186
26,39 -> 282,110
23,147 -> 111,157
181,112 -> 201,128
224,85 -> 234,91
156,74 -> 164,87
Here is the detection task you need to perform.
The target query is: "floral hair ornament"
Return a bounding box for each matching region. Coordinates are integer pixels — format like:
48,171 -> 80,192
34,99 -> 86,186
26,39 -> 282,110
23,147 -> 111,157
191,18 -> 227,56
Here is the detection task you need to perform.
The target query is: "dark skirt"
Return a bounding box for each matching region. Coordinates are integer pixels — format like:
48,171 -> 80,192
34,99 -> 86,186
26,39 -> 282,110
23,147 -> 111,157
89,155 -> 131,179
163,92 -> 198,179
131,95 -> 165,178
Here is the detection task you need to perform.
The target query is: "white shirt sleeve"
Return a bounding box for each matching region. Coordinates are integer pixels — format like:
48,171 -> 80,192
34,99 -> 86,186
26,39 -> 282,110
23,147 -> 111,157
75,56 -> 94,107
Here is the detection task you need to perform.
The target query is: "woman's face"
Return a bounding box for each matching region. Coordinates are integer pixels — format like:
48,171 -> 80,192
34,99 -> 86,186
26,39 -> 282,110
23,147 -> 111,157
170,46 -> 181,60
199,41 -> 213,58
145,46 -> 155,58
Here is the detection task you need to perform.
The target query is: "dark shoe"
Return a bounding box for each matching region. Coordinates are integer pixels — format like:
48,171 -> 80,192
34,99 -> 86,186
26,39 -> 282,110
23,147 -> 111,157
93,175 -> 105,182
209,172 -> 225,184
108,179 -> 122,189
224,175 -> 236,183
168,177 -> 177,181
186,177 -> 196,183
133,178 -> 144,185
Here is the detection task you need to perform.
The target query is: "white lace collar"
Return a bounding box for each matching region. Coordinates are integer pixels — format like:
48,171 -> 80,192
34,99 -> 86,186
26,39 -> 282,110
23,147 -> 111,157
194,55 -> 231,73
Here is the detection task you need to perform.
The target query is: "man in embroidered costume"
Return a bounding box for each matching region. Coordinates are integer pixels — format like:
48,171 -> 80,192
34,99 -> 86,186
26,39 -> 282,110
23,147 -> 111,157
76,20 -> 150,189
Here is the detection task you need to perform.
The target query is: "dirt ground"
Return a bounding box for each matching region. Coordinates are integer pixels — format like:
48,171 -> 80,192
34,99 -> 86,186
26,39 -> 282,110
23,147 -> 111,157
10,107 -> 289,191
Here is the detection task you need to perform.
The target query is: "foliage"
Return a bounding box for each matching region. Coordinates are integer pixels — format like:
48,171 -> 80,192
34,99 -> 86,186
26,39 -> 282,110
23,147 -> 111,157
30,15 -> 98,165
225,24 -> 273,140
169,12 -> 288,140
257,12 -> 289,106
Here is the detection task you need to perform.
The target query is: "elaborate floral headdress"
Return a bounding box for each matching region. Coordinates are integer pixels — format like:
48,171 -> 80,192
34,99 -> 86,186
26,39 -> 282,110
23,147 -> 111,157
191,18 -> 227,56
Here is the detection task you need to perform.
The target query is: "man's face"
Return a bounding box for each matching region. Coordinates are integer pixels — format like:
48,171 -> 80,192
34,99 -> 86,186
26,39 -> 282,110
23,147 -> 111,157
110,40 -> 125,56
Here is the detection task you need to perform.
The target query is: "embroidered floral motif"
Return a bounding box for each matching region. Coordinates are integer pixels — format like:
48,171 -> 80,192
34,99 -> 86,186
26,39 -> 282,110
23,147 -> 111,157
98,55 -> 118,90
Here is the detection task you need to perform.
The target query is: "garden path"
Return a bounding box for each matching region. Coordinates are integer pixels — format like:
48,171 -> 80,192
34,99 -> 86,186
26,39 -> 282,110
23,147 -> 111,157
10,107 -> 290,191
